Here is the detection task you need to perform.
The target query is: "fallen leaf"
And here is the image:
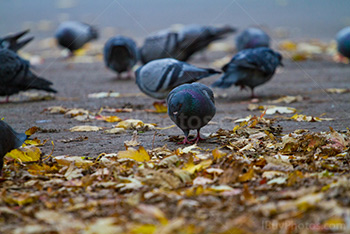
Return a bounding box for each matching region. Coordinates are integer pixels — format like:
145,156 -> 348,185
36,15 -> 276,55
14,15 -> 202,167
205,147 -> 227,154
5,146 -> 41,162
69,126 -> 101,132
269,95 -> 303,104
118,146 -> 150,162
88,92 -> 120,98
153,101 -> 168,113
325,88 -> 350,94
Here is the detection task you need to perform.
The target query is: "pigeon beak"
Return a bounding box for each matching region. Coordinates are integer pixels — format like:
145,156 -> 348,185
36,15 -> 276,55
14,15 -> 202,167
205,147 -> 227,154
173,111 -> 178,116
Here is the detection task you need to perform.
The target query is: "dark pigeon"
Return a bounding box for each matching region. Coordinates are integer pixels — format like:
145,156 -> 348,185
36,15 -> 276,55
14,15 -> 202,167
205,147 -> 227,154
235,27 -> 270,51
103,35 -> 139,78
136,58 -> 220,99
212,47 -> 283,98
140,24 -> 236,64
336,27 -> 350,59
0,120 -> 27,174
0,48 -> 56,102
167,83 -> 216,144
55,21 -> 98,52
0,29 -> 34,52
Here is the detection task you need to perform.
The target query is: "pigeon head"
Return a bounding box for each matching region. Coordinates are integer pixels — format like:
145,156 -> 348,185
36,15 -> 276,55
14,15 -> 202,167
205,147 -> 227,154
168,92 -> 187,117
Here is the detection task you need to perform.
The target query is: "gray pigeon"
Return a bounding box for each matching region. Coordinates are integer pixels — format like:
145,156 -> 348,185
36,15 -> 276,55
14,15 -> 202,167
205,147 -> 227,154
235,27 -> 270,51
212,47 -> 283,98
336,27 -> 350,59
140,24 -> 236,64
103,35 -> 138,78
0,48 -> 57,102
0,120 -> 27,174
135,58 -> 220,99
167,83 -> 216,144
0,29 -> 34,52
55,21 -> 98,53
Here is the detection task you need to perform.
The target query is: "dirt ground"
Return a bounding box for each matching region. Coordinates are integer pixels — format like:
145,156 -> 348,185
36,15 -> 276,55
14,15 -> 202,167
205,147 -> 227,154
1,44 -> 349,158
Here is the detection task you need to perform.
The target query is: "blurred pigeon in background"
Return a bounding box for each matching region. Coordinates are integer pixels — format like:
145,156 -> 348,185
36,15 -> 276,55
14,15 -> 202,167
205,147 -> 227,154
103,35 -> 139,79
55,21 -> 98,54
336,26 -> 350,59
212,47 -> 283,98
0,29 -> 34,52
0,120 -> 27,174
167,83 -> 216,144
235,27 -> 270,51
140,24 -> 236,64
136,58 -> 220,99
0,48 -> 57,102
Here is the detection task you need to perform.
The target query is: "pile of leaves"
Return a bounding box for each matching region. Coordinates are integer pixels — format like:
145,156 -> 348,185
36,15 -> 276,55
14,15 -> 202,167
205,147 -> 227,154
1,114 -> 350,233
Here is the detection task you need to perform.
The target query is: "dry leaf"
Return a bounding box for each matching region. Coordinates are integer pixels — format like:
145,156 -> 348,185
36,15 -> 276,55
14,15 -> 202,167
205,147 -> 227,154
118,146 -> 150,162
69,126 -> 101,132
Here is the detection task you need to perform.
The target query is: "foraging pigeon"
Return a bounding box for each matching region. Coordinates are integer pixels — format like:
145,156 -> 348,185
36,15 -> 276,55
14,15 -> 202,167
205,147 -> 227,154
212,47 -> 283,98
136,58 -> 220,99
55,21 -> 98,52
140,24 -> 236,63
0,29 -> 34,52
0,120 -> 27,173
103,35 -> 139,78
167,83 -> 216,144
0,48 -> 57,102
235,27 -> 270,51
336,27 -> 350,59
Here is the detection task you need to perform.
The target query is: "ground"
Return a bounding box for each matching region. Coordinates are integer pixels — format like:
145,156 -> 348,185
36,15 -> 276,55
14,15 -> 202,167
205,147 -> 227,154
1,41 -> 350,233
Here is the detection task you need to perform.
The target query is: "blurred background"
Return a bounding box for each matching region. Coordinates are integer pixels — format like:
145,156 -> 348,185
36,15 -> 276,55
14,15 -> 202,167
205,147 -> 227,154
1,0 -> 350,42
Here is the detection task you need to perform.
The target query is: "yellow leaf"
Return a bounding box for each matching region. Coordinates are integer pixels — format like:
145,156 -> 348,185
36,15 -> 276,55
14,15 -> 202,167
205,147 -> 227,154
3,193 -> 38,206
279,40 -> 297,51
238,167 -> 254,182
25,138 -> 47,146
6,146 -> 41,162
118,146 -> 150,162
153,101 -> 168,113
183,159 -> 212,174
155,125 -> 176,130
131,224 -> 157,234
69,125 -> 101,132
54,156 -> 94,168
116,119 -> 144,129
96,115 -> 122,123
212,149 -> 227,160
25,126 -> 39,136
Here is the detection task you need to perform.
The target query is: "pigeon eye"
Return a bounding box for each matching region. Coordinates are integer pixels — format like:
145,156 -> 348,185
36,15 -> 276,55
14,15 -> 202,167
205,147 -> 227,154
178,103 -> 183,109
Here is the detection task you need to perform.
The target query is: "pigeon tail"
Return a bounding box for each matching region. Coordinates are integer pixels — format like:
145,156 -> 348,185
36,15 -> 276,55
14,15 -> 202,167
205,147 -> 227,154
14,133 -> 27,148
217,25 -> 237,35
27,75 -> 57,93
2,29 -> 34,52
89,26 -> 99,40
211,73 -> 238,88
205,68 -> 222,75
11,37 -> 34,52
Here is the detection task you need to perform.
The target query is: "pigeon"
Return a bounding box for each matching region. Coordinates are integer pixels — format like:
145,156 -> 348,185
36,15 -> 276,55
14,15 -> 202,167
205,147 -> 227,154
336,27 -> 350,59
167,83 -> 216,144
55,21 -> 98,53
140,24 -> 236,63
0,120 -> 27,174
0,48 -> 57,102
212,47 -> 283,98
235,27 -> 270,51
0,29 -> 34,52
135,58 -> 220,99
103,35 -> 139,78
